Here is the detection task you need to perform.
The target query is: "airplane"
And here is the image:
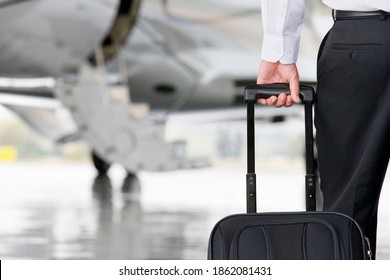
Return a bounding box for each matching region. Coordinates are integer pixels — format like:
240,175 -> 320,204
0,0 -> 333,175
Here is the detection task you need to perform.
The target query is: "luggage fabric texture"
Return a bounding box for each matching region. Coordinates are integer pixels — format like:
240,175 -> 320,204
207,84 -> 371,260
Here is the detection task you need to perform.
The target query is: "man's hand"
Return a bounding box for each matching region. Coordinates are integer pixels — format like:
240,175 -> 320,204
257,60 -> 300,107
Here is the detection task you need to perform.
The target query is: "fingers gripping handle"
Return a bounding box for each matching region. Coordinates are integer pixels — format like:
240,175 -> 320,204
244,83 -> 314,103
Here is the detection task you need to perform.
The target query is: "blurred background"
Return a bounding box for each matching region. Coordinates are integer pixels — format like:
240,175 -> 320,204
0,0 -> 389,259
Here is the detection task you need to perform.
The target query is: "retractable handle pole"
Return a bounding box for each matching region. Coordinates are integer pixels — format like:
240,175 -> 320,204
244,83 -> 316,213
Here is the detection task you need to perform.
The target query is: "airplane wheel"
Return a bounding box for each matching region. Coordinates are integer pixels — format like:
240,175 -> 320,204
91,151 -> 111,175
122,172 -> 140,193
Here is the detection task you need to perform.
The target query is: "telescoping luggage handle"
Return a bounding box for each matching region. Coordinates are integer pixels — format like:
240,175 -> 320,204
244,83 -> 316,213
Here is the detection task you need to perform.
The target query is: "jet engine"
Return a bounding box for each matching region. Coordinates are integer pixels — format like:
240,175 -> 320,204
0,0 -> 141,77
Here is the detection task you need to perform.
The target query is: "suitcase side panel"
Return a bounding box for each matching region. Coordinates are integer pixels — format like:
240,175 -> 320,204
208,214 -> 259,260
230,218 -> 340,260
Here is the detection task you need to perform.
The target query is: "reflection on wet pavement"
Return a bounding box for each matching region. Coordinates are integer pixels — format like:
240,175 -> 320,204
0,161 -> 389,259
0,162 -> 216,259
91,174 -> 210,260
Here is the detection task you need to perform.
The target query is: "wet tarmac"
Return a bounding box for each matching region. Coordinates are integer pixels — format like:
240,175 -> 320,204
1,160 -> 389,260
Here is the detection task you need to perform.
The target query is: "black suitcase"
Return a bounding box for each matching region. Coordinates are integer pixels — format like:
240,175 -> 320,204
207,83 -> 372,260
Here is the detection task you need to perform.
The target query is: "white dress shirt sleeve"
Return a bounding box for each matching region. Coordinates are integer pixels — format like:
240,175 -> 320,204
261,0 -> 306,64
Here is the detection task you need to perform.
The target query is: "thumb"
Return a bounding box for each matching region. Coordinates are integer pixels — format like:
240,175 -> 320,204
289,76 -> 301,104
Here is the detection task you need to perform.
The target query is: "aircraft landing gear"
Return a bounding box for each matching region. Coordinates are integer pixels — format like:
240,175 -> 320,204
91,151 -> 111,176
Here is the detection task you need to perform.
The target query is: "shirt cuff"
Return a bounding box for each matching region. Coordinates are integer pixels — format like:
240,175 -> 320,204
261,33 -> 301,64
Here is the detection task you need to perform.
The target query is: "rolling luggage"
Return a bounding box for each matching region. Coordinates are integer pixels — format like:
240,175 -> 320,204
207,83 -> 372,260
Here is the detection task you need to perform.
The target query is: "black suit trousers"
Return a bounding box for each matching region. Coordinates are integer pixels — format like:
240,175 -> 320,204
315,17 -> 390,258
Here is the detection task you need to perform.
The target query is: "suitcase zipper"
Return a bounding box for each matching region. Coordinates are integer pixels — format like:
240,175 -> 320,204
364,237 -> 373,260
